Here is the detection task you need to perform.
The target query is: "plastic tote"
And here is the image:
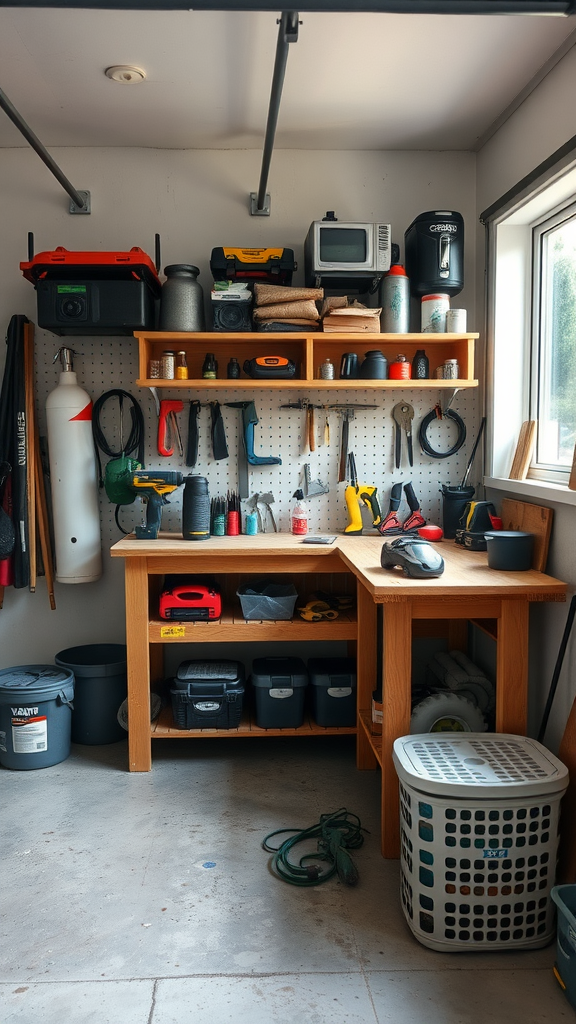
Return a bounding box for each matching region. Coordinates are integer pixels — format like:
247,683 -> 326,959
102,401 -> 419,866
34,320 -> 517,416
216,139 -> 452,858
55,644 -> 127,744
393,733 -> 568,952
551,884 -> 576,1010
0,665 -> 74,769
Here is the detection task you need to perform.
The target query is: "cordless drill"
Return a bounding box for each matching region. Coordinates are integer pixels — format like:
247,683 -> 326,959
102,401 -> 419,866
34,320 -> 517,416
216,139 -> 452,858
131,471 -> 184,539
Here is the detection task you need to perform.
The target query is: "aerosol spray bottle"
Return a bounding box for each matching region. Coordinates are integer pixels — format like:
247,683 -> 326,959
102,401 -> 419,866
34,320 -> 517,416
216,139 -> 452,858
291,489 -> 309,536
380,264 -> 410,333
46,348 -> 102,583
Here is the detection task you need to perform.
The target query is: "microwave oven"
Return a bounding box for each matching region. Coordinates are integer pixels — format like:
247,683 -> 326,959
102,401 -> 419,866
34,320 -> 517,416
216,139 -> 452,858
304,215 -> 391,288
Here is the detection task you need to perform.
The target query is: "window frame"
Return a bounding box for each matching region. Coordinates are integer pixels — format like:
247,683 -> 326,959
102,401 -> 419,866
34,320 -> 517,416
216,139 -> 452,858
529,196 -> 576,485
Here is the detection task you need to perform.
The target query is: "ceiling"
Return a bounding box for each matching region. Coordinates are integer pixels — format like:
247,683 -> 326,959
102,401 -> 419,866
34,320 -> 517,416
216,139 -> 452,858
0,8 -> 575,152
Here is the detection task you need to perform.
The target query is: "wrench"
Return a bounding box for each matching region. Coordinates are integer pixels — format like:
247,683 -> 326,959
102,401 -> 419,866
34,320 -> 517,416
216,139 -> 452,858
392,402 -> 414,469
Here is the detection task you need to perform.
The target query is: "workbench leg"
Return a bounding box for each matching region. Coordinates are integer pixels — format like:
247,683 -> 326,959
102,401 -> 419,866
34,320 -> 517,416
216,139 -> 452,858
448,619 -> 468,653
382,600 -> 412,859
356,582 -> 378,771
125,558 -> 153,771
496,598 -> 529,735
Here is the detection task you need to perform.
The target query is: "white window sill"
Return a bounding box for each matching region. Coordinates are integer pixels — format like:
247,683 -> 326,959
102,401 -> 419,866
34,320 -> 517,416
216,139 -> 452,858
484,476 -> 576,508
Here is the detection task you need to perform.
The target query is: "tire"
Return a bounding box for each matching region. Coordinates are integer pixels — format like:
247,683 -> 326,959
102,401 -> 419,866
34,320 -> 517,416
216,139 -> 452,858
410,692 -> 487,734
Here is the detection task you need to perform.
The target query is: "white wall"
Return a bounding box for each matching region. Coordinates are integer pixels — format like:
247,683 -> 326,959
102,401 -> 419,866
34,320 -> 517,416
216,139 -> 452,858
0,146 -> 477,668
476,45 -> 576,750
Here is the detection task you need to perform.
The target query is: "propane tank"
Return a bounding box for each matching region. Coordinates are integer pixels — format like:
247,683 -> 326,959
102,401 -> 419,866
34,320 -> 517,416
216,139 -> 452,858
46,348 -> 102,583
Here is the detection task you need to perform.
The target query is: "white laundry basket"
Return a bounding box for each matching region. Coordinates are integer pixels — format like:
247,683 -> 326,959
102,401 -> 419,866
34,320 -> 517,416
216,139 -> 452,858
392,733 -> 568,952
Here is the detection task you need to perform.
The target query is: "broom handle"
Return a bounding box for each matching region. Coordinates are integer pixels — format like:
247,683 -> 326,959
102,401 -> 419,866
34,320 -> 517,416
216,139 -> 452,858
24,322 -> 36,591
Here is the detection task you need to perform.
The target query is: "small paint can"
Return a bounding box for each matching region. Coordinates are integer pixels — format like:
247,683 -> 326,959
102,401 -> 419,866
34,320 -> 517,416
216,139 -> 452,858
421,293 -> 449,333
446,308 -> 467,333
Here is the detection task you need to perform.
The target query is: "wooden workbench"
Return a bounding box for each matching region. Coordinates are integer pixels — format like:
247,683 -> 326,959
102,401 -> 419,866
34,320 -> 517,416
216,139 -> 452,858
111,533 -> 566,857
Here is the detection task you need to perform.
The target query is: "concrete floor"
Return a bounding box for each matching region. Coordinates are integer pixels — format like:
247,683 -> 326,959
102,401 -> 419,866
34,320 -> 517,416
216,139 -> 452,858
1,736 -> 571,1024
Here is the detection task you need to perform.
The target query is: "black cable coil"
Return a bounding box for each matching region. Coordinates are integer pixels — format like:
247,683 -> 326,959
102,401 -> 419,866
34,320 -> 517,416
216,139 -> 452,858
418,407 -> 467,460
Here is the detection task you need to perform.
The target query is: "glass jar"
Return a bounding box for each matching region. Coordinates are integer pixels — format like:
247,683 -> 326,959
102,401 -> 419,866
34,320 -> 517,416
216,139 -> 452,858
175,351 -> 188,380
160,350 -> 175,379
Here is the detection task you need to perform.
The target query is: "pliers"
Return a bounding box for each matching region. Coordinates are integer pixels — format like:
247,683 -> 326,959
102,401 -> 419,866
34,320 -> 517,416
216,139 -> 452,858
392,402 -> 414,469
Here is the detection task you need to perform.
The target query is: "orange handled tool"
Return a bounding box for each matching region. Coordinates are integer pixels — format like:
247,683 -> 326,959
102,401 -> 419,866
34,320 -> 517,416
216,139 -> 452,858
158,399 -> 183,457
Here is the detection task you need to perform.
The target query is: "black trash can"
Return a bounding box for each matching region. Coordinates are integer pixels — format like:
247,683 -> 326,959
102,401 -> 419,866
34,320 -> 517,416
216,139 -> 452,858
55,644 -> 127,744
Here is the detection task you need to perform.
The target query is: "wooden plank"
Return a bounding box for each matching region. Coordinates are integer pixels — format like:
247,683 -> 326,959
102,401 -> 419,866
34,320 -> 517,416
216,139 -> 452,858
501,498 -> 553,572
125,558 -> 153,771
558,693 -> 576,882
356,581 -> 378,770
23,323 -> 36,592
569,442 -> 576,491
151,706 -> 356,738
509,420 -> 536,480
495,599 -> 529,734
381,599 -> 412,859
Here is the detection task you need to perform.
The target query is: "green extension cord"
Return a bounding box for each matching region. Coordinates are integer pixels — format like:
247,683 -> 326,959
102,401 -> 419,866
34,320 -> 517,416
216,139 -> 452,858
262,808 -> 367,887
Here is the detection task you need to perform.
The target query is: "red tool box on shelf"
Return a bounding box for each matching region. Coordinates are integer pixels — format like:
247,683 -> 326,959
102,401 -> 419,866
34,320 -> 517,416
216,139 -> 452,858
20,246 -> 161,336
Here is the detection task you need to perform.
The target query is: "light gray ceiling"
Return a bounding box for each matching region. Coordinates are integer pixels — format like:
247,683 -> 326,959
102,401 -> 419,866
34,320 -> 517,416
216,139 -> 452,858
0,8 -> 575,152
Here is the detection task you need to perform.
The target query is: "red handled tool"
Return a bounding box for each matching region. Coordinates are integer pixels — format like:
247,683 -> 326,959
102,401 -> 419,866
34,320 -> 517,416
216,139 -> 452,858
158,399 -> 183,457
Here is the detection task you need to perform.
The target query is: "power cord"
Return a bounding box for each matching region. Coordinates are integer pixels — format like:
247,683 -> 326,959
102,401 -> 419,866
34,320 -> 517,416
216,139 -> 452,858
418,406 -> 466,459
92,390 -> 146,533
262,808 -> 366,887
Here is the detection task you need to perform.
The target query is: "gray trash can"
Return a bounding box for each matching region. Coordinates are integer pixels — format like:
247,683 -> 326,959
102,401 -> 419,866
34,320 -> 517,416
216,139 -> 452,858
55,644 -> 127,744
0,665 -> 74,769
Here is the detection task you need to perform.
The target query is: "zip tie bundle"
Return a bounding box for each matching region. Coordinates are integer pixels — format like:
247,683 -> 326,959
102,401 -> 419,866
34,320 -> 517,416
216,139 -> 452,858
262,808 -> 367,887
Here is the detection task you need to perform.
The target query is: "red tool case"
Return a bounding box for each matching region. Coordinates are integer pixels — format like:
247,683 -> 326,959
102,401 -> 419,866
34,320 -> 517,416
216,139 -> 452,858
20,246 -> 161,336
159,578 -> 222,621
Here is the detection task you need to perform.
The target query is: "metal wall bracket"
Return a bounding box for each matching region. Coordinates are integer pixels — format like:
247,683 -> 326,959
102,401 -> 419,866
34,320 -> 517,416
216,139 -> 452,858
249,192 -> 271,216
69,190 -> 91,214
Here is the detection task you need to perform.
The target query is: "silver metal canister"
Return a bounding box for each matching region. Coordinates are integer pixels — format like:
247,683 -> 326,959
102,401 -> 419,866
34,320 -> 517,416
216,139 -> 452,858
380,265 -> 410,333
160,350 -> 175,379
446,308 -> 467,333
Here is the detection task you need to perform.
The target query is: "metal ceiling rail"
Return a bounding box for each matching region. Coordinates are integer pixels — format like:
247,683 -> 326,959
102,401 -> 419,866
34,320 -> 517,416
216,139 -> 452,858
0,86 -> 89,213
1,1 -> 575,12
250,10 -> 299,216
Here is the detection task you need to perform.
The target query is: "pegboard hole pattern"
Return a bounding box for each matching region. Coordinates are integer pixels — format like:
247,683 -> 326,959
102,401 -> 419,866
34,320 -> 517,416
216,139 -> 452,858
32,329 -> 481,549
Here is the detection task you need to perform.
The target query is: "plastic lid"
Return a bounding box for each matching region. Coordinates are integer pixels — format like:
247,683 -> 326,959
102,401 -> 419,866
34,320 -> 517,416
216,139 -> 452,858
386,264 -> 407,277
0,665 -> 74,702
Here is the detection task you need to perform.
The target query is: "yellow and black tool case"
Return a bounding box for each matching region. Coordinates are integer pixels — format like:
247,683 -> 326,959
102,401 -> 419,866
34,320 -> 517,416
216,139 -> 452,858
210,247 -> 296,284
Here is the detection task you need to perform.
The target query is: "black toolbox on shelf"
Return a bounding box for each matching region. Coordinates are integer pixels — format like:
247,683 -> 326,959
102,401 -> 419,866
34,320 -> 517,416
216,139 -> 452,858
170,660 -> 245,729
308,658 -> 357,727
250,657 -> 308,729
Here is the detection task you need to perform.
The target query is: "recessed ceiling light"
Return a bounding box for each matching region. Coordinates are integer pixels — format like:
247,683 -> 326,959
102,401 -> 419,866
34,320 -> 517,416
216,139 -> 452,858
105,66 -> 146,85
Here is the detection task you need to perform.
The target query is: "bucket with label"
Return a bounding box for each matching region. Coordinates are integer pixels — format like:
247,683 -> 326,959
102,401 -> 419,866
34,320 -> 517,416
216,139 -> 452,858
0,665 -> 74,770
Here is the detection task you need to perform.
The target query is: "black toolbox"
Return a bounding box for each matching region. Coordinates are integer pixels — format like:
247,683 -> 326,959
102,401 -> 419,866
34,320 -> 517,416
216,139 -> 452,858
308,658 -> 357,727
250,657 -> 307,729
170,660 -> 245,729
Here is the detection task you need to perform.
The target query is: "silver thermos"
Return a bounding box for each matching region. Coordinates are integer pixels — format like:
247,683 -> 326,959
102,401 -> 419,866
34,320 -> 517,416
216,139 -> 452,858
159,264 -> 206,332
380,264 -> 410,333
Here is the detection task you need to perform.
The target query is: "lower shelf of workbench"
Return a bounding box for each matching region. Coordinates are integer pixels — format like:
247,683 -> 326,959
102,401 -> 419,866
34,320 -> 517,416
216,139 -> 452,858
151,706 -> 357,739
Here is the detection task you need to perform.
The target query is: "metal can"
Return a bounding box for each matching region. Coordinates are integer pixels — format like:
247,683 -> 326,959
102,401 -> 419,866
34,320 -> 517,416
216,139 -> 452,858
443,358 -> 460,379
160,350 -> 175,379
319,358 -> 335,379
421,293 -> 450,333
446,308 -> 467,333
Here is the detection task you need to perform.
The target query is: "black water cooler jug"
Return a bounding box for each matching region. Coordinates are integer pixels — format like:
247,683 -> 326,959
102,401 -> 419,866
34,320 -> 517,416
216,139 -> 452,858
404,211 -> 464,297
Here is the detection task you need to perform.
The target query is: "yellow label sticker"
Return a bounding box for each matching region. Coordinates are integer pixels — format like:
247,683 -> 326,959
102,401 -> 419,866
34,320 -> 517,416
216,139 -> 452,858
160,625 -> 186,638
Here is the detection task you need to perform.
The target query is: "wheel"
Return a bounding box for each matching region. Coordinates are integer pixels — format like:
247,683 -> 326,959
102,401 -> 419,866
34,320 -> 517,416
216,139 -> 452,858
410,692 -> 487,734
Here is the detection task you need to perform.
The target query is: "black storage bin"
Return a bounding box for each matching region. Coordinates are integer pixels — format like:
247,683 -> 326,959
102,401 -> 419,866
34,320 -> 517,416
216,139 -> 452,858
170,660 -> 245,729
251,657 -> 308,729
308,658 -> 357,727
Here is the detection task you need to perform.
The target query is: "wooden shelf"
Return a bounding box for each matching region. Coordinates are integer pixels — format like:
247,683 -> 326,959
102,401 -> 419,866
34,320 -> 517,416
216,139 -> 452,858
149,610 -> 358,643
135,330 -> 478,390
152,706 -> 357,739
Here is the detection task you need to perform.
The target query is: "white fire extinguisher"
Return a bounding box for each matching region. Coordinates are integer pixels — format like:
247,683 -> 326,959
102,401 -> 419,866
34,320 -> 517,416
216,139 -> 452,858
46,348 -> 102,583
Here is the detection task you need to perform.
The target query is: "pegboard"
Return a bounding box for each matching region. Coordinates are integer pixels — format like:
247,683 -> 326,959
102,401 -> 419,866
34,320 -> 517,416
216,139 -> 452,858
32,327 -> 482,550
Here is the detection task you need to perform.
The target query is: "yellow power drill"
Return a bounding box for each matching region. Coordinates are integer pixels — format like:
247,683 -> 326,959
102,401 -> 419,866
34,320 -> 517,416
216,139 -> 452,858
131,471 -> 184,539
344,454 -> 382,535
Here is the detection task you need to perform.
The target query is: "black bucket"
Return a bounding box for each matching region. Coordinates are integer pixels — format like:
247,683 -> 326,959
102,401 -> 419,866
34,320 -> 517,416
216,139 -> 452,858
441,485 -> 475,539
55,644 -> 127,745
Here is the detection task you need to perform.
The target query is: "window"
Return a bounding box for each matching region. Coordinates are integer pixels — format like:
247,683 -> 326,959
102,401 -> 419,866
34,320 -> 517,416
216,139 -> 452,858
483,152 -> 576,493
532,202 -> 576,478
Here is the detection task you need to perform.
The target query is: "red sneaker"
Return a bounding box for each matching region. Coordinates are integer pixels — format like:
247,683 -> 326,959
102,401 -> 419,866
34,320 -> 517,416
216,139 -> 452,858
402,510 -> 426,533
378,511 -> 403,535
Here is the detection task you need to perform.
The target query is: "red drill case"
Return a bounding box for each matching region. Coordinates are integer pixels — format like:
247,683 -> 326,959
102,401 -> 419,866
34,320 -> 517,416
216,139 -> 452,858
159,577 -> 221,621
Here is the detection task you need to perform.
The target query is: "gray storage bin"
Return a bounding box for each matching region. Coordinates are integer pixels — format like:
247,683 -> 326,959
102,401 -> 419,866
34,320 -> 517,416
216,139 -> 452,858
237,581 -> 298,620
251,656 -> 308,728
308,657 -> 357,727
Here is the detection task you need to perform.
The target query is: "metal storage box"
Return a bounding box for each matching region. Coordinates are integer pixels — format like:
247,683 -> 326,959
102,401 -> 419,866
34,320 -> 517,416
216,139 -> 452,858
251,657 -> 307,729
170,660 -> 245,729
393,733 -> 568,953
307,657 -> 357,727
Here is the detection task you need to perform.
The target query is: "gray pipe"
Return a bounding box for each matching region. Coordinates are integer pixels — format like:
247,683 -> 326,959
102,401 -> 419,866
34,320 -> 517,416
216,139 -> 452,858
0,86 -> 87,210
255,10 -> 299,213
